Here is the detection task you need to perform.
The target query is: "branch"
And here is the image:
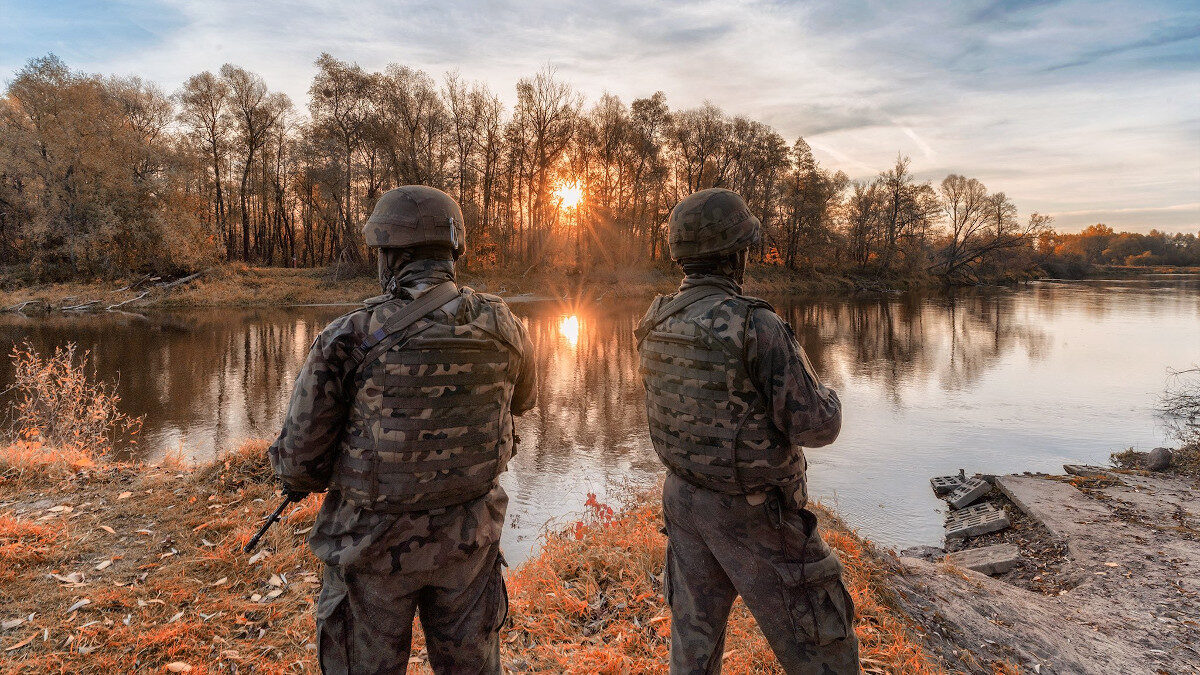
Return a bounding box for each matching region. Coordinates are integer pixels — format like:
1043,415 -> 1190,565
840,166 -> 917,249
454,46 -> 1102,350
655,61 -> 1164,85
156,270 -> 205,290
106,291 -> 150,310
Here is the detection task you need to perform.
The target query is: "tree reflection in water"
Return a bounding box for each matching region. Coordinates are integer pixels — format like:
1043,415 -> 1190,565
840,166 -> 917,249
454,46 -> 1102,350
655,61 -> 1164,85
0,276 -> 1194,561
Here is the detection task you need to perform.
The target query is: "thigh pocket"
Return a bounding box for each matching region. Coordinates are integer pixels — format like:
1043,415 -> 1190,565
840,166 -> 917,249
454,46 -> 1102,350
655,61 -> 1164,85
780,553 -> 856,646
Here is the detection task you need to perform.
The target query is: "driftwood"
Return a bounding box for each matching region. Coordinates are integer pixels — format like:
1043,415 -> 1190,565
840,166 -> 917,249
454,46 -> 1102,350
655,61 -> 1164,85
115,274 -> 159,292
106,290 -> 150,310
5,269 -> 204,315
2,300 -> 44,314
156,270 -> 204,290
61,299 -> 101,311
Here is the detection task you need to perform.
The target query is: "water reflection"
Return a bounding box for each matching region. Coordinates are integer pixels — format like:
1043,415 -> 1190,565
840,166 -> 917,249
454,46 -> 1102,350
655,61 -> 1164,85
0,275 -> 1196,562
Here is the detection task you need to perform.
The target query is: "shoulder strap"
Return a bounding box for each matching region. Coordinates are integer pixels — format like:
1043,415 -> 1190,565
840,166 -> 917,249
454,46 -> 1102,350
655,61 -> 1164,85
637,285 -> 730,344
346,280 -> 460,378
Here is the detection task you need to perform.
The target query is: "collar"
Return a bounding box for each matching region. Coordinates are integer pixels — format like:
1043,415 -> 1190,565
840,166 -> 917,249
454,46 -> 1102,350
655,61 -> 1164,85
392,259 -> 456,298
678,274 -> 742,296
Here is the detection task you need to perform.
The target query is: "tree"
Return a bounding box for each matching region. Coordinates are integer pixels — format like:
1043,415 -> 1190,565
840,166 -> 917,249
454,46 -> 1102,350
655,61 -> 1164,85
222,64 -> 291,261
177,71 -> 232,254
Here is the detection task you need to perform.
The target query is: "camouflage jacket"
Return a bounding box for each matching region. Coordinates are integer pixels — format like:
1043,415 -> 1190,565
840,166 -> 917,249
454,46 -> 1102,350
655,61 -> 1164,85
268,259 -> 537,571
640,274 -> 841,505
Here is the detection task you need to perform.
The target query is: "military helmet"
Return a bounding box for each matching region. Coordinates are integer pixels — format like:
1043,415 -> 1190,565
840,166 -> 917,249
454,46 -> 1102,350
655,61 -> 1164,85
363,186 -> 466,257
667,188 -> 761,261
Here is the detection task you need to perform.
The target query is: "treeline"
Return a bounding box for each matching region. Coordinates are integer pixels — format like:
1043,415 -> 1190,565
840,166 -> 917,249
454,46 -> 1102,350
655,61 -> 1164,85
1036,225 -> 1200,277
1,54 -> 1196,282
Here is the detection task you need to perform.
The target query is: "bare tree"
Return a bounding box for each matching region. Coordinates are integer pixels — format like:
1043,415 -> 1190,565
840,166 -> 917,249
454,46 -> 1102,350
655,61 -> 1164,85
221,64 -> 291,261
177,71 -> 231,253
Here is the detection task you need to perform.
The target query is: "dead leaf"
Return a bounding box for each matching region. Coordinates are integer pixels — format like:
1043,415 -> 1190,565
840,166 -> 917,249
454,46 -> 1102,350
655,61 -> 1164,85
94,560 -> 112,571
1104,562 -> 1121,567
247,550 -> 268,565
65,599 -> 91,614
117,492 -> 132,500
265,589 -> 283,600
4,633 -> 36,652
210,577 -> 228,587
165,662 -> 193,673
2,618 -> 24,630
268,574 -> 282,587
250,594 -> 262,602
97,525 -> 116,534
50,573 -> 85,585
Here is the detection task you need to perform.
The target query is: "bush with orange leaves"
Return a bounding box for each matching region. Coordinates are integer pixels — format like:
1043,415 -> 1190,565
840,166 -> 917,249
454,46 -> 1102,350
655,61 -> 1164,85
0,342 -> 142,482
5,341 -> 142,456
504,492 -> 942,674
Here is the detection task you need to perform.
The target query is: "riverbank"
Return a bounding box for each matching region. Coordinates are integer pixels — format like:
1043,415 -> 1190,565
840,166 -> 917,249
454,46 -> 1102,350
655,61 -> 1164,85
5,439 -> 1199,672
0,440 -> 942,673
0,264 -> 933,312
895,445 -> 1200,673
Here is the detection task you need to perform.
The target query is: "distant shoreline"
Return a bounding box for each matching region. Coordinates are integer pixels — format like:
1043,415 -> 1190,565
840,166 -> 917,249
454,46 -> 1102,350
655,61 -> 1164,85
6,263 -> 1192,315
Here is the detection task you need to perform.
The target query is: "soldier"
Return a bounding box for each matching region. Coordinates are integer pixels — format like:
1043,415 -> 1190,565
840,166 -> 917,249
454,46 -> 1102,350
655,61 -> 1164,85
635,188 -> 858,674
268,186 -> 536,674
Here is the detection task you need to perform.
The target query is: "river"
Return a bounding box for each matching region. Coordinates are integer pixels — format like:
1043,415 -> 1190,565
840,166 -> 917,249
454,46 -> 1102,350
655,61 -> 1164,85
3,276 -> 1197,563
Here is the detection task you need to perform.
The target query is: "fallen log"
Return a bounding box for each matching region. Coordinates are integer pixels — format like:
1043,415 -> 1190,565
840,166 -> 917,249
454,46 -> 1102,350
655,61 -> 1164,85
61,299 -> 101,312
156,270 -> 204,290
106,290 -> 150,310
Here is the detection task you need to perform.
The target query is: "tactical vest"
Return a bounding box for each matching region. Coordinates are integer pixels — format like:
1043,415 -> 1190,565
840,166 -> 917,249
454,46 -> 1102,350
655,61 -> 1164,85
635,286 -> 803,495
330,283 -> 522,512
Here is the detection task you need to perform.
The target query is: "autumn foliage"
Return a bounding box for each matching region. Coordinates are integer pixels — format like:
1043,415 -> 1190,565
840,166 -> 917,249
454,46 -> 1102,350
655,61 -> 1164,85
5,342 -> 142,456
503,491 -> 940,674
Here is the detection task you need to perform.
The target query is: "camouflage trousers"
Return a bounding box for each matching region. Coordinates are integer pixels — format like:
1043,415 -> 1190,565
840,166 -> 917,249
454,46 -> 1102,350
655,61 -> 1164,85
662,473 -> 860,675
316,543 -> 507,674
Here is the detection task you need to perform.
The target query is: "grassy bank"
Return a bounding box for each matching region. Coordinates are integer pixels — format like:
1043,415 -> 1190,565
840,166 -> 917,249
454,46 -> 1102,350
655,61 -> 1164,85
0,440 -> 940,673
0,263 -> 920,312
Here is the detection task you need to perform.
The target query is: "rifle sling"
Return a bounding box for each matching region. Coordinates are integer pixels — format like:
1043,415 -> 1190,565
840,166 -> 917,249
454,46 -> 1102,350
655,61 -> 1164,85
346,280 -> 460,382
638,285 -> 730,344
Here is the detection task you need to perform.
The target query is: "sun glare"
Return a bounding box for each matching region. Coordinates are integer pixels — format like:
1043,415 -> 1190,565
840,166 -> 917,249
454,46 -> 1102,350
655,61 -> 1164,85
558,315 -> 580,348
554,180 -> 584,209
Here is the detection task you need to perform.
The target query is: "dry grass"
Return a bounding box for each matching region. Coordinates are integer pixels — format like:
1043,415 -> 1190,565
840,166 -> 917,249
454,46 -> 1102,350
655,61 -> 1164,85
1111,443 -> 1200,479
0,444 -> 939,673
504,492 -> 941,674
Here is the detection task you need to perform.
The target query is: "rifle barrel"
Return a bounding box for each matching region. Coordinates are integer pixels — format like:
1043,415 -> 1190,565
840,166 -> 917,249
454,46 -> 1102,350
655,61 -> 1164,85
243,495 -> 295,554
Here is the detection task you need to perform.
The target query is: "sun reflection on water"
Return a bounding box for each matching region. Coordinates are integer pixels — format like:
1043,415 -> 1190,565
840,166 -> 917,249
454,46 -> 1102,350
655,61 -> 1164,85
558,314 -> 580,348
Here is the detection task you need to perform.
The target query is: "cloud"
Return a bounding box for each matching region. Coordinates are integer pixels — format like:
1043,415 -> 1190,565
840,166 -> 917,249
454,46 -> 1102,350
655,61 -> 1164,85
3,0 -> 1197,233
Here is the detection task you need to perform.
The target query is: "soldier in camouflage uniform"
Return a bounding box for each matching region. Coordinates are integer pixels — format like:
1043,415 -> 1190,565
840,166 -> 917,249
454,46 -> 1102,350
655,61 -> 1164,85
268,186 -> 536,674
636,188 -> 859,674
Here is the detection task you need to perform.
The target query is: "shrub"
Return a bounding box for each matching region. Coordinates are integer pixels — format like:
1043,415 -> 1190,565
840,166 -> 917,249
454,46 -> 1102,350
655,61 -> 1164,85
4,341 -> 142,457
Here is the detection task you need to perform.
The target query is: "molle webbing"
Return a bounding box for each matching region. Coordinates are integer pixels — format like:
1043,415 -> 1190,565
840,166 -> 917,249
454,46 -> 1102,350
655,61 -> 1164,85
637,290 -> 801,495
331,287 -> 519,512
348,280 -> 460,375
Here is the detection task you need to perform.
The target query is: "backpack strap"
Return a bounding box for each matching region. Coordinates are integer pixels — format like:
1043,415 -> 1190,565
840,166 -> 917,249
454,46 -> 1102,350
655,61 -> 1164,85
346,280 -> 460,380
636,285 -> 731,345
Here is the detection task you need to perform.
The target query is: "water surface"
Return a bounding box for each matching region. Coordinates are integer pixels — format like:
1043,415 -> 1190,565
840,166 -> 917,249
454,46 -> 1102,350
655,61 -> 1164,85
3,276 -> 1196,563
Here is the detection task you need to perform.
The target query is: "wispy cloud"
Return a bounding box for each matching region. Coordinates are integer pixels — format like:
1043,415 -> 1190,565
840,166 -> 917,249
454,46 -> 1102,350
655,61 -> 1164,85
2,0 -> 1196,233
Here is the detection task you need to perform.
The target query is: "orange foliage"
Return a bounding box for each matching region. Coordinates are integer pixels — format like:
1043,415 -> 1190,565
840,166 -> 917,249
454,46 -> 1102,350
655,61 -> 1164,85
504,494 -> 941,674
7,342 -> 142,457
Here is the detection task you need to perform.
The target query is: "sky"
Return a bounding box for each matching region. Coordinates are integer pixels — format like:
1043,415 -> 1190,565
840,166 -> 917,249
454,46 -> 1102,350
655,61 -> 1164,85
2,0 -> 1198,233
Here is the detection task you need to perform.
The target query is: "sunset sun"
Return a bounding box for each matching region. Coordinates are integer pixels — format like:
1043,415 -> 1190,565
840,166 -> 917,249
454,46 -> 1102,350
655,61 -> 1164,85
554,180 -> 583,209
